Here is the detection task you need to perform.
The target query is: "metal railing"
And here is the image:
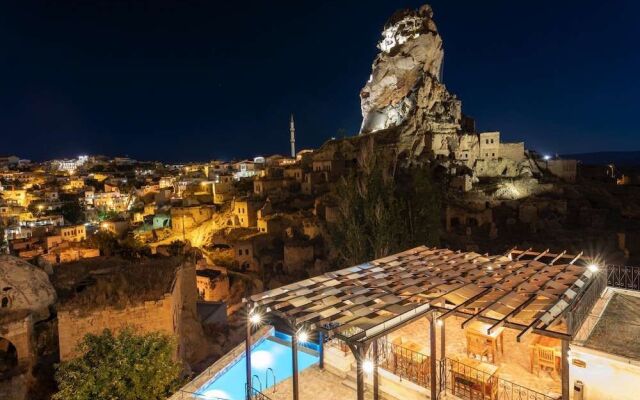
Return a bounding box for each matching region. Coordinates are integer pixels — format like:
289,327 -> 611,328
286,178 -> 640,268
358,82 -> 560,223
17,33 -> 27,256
567,268 -> 608,334
247,384 -> 273,400
374,339 -> 433,389
607,265 -> 640,291
441,358 -> 558,400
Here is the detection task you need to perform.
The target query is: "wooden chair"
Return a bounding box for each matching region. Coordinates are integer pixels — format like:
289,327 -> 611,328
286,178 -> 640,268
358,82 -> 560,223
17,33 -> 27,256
536,347 -> 557,375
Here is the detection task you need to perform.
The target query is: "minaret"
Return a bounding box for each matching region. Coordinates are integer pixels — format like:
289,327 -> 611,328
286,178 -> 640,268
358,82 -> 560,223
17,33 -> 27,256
289,114 -> 296,158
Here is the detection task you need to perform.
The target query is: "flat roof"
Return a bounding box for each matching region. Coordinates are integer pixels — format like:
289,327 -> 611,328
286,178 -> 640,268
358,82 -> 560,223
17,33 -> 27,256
250,246 -> 596,344
584,292 -> 640,359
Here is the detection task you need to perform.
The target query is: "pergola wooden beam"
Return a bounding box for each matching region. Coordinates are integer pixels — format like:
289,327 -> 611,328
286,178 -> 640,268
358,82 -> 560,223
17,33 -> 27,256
249,247 -> 589,344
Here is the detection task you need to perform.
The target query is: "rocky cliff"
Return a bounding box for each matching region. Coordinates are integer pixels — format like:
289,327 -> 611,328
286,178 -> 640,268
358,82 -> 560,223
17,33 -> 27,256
359,5 -> 461,157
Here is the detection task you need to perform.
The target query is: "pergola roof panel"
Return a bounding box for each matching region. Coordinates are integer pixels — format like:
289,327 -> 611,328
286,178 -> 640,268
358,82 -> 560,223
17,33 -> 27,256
249,247 -> 596,343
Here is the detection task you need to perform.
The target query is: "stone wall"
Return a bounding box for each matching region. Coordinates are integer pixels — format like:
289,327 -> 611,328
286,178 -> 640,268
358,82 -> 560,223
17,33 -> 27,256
1,316 -> 33,371
56,264 -> 199,362
57,295 -> 177,361
500,142 -> 525,162
284,243 -> 314,274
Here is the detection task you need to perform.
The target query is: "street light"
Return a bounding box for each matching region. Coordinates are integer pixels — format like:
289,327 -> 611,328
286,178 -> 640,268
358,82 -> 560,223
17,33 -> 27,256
588,264 -> 599,273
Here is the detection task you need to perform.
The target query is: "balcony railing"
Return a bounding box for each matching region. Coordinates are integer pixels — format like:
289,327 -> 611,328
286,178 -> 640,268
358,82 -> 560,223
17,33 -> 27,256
441,358 -> 559,400
375,339 -> 432,388
607,265 -> 640,291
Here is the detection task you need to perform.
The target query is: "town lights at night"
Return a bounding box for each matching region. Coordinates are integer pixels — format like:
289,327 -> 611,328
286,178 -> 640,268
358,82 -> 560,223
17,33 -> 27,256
2,2 -> 638,400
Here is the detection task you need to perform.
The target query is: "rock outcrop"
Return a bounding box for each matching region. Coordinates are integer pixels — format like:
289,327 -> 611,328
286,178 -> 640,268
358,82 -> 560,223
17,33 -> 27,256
359,5 -> 461,155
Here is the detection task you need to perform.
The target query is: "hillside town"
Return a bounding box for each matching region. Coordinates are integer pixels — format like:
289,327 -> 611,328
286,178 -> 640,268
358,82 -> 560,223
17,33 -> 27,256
1,3 -> 640,400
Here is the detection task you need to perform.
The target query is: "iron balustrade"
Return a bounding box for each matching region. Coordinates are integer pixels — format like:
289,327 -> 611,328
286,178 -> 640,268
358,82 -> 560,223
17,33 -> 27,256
246,384 -> 274,400
440,358 -> 559,400
607,265 -> 640,291
374,339 -> 432,389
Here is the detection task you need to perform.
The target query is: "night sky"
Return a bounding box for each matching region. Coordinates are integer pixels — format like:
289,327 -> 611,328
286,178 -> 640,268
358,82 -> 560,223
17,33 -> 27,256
2,0 -> 639,162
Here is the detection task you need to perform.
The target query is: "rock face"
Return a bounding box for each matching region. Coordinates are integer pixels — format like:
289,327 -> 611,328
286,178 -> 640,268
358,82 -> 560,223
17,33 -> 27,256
0,256 -> 56,321
360,5 -> 461,146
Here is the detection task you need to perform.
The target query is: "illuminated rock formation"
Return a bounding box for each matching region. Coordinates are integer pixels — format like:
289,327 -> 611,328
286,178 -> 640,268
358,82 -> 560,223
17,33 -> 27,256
359,4 -> 461,156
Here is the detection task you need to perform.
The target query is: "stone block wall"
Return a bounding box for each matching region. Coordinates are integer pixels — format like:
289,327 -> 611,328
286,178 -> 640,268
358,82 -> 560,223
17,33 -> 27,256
57,295 -> 176,361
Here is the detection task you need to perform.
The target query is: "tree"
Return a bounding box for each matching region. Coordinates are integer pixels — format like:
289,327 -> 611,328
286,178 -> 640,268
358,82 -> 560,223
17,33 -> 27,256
53,328 -> 183,400
329,138 -> 441,266
60,200 -> 84,224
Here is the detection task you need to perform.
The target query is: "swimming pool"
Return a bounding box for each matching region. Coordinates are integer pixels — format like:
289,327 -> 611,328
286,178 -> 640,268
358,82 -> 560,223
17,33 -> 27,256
196,336 -> 319,400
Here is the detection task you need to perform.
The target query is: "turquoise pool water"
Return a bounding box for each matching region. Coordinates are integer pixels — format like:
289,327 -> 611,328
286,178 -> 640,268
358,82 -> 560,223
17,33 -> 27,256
196,336 -> 319,400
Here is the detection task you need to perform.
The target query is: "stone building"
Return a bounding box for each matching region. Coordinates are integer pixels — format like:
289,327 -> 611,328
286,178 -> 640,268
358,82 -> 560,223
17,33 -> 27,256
0,256 -> 56,400
195,268 -> 230,302
231,198 -> 261,228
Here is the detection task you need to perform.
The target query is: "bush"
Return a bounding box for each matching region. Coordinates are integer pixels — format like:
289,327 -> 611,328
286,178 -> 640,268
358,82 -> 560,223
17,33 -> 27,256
53,328 -> 183,400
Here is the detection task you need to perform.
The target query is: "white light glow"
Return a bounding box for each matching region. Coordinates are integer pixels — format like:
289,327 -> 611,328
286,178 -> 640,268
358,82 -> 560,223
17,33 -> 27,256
363,360 -> 374,374
297,331 -> 309,343
544,155 -> 551,161
249,313 -> 262,325
202,389 -> 230,399
251,350 -> 273,369
436,319 -> 443,327
588,264 -> 599,273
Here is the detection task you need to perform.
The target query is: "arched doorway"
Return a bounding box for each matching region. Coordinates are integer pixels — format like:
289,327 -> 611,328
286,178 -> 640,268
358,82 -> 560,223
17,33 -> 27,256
0,337 -> 18,378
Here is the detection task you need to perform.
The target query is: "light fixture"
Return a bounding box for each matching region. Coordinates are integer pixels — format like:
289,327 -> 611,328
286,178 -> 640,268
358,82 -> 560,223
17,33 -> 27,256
543,155 -> 551,161
297,331 -> 309,343
249,312 -> 262,325
436,319 -> 443,327
362,359 -> 374,374
588,264 -> 599,273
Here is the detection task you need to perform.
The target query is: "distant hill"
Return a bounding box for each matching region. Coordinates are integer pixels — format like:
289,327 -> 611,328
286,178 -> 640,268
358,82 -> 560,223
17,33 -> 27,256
561,151 -> 640,166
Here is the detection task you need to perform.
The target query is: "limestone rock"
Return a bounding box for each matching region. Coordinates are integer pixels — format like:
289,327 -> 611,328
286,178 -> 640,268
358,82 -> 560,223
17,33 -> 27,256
0,256 -> 56,322
360,4 -> 461,146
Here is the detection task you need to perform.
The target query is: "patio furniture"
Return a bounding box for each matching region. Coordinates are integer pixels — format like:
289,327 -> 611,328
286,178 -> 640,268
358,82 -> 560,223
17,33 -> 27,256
449,356 -> 499,400
530,336 -> 561,376
465,321 -> 504,364
384,338 -> 431,387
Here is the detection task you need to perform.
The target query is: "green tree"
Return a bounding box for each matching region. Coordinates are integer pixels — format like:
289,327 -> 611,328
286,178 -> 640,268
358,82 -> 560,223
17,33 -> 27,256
329,138 -> 441,266
60,200 -> 84,224
88,231 -> 119,256
53,328 -> 183,400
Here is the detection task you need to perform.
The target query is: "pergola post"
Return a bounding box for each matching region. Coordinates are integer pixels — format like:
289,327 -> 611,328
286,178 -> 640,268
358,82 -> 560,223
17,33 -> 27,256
430,315 -> 437,400
319,331 -> 325,369
355,351 -> 365,400
245,305 -> 253,400
440,318 -> 446,361
348,342 -> 370,400
373,340 -> 379,400
562,339 -> 570,400
292,330 -> 300,400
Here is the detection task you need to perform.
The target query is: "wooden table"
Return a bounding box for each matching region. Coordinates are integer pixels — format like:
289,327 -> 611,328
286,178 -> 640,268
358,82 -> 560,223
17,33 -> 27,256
530,336 -> 561,375
465,321 -> 504,364
449,355 -> 499,400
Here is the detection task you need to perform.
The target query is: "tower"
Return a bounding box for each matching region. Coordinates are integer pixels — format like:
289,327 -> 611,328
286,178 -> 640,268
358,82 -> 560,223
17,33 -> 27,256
289,114 -> 296,158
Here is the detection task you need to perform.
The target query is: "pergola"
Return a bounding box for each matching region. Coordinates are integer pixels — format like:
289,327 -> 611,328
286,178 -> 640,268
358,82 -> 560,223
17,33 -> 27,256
244,246 -> 600,400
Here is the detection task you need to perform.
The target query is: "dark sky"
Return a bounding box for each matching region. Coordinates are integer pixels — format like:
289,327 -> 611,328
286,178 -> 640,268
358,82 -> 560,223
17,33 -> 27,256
1,1 -> 639,162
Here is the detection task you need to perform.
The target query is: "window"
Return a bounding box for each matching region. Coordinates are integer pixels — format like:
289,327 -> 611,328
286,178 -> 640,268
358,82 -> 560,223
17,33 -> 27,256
238,250 -> 242,256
